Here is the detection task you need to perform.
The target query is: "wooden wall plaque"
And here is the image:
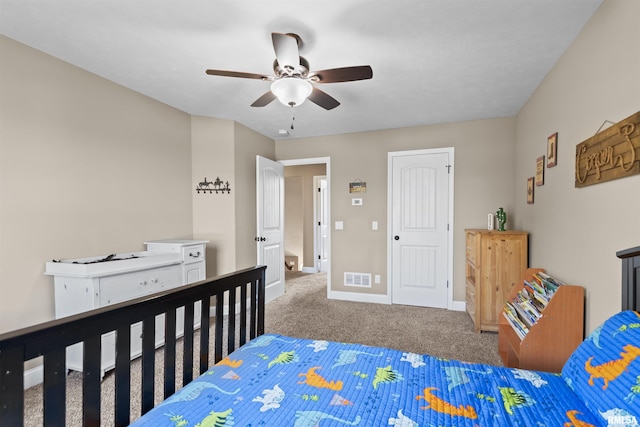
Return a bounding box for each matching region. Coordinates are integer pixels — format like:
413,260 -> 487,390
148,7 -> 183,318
575,111 -> 640,188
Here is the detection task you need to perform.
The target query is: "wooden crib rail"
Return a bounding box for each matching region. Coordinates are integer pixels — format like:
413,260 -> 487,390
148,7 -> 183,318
0,265 -> 266,427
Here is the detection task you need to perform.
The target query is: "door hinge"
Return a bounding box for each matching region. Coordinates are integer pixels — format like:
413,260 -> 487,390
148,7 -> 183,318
447,223 -> 450,231
318,221 -> 321,226
447,280 -> 449,288
446,164 -> 451,173
318,255 -> 321,260
318,187 -> 321,192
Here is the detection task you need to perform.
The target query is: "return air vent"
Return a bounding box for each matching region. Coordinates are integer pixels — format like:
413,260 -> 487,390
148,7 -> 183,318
344,272 -> 372,288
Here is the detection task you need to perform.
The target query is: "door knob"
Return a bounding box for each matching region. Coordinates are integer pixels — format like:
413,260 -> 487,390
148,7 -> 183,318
394,235 -> 400,240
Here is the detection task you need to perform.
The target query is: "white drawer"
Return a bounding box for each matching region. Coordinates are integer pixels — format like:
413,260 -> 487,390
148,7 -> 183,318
182,244 -> 205,264
98,265 -> 181,306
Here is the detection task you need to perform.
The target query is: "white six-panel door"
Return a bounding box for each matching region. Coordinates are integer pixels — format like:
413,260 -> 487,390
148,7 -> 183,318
389,149 -> 452,308
256,156 -> 285,303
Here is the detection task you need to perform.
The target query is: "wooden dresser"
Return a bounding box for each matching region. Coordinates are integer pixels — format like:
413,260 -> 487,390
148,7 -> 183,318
465,229 -> 528,332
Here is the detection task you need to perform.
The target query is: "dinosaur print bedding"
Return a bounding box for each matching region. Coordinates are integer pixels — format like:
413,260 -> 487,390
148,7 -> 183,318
130,310 -> 640,427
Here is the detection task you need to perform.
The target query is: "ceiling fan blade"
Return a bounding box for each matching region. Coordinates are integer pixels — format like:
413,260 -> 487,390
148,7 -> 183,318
308,87 -> 340,110
206,69 -> 270,80
251,91 -> 277,107
311,65 -> 373,83
272,32 -> 300,70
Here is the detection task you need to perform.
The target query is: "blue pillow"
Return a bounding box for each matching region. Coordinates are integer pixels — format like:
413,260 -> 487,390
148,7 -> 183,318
562,310 -> 640,425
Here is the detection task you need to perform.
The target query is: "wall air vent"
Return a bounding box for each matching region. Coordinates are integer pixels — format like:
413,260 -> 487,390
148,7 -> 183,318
344,272 -> 372,288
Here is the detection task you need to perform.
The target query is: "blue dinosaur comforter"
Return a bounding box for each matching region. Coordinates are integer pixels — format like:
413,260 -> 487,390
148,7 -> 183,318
131,311 -> 640,426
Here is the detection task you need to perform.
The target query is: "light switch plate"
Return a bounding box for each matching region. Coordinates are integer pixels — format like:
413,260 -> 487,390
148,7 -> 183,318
352,198 -> 363,206
335,221 -> 344,230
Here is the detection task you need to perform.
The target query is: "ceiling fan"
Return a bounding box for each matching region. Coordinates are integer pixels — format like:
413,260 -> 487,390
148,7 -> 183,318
205,32 -> 373,110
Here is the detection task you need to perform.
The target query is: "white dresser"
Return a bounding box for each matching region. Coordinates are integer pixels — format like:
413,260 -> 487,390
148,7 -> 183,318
145,240 -> 209,346
145,239 -> 208,285
46,242 -> 208,377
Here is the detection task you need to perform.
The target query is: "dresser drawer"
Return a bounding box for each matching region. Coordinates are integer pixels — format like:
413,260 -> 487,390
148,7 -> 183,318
182,244 -> 205,264
98,265 -> 181,306
466,277 -> 476,303
466,278 -> 477,325
466,297 -> 476,319
466,231 -> 477,265
466,277 -> 476,296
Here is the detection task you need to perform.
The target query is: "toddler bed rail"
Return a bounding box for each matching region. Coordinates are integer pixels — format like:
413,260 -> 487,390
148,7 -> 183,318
0,265 -> 266,427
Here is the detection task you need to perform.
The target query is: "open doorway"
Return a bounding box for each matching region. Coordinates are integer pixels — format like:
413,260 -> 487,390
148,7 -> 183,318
281,158 -> 330,294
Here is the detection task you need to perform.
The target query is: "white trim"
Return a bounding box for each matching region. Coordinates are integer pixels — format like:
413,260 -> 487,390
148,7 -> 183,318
450,300 -> 466,312
279,157 -> 331,298
23,365 -> 43,389
280,157 -> 329,166
328,290 -> 391,305
209,300 -> 258,316
301,266 -> 317,274
387,147 -> 455,309
447,149 -> 456,310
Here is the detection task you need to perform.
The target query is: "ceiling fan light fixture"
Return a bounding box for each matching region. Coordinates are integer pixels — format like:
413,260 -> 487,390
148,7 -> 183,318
271,77 -> 312,107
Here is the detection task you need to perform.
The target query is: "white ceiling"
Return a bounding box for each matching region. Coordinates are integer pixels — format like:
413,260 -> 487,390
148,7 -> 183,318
0,0 -> 603,140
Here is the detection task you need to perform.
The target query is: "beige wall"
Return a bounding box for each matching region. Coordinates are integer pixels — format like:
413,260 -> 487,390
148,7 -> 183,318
191,116 -> 236,276
191,118 -> 275,276
276,117 -> 517,300
285,175 -> 304,269
514,0 -> 640,333
0,36 -> 193,333
285,164 -> 327,269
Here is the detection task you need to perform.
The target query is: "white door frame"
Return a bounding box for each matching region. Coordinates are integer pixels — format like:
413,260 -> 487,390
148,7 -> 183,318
387,148 -> 455,309
280,157 -> 331,296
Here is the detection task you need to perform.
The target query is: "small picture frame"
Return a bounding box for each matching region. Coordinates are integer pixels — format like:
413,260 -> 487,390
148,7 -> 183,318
527,177 -> 534,204
536,156 -> 545,186
547,132 -> 558,168
349,181 -> 366,193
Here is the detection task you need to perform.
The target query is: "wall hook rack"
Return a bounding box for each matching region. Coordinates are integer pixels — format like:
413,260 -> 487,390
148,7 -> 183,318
196,177 -> 231,194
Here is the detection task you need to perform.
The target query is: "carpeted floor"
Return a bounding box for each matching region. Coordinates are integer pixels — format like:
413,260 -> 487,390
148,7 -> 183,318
270,271 -> 501,365
23,271 -> 501,425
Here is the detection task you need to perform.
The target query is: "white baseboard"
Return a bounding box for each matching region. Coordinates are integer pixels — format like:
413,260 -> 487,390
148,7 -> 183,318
327,290 -> 470,313
329,290 -> 467,313
208,301 -> 239,317
450,300 -> 466,311
300,266 -> 317,274
24,365 -> 43,390
328,290 -> 391,304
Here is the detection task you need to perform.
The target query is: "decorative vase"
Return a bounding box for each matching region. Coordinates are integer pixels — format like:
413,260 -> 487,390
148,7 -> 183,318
496,208 -> 507,231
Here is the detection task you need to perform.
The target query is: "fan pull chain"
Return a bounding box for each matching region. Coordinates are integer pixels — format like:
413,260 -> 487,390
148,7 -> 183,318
290,106 -> 296,130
